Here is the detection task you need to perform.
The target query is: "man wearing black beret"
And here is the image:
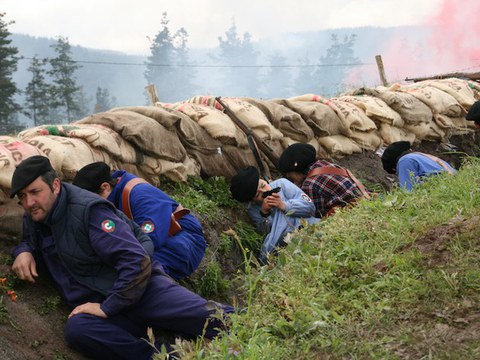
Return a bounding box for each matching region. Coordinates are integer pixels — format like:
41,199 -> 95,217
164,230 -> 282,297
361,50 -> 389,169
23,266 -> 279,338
230,165 -> 319,263
73,161 -> 207,281
278,143 -> 370,218
381,141 -> 456,191
10,156 -> 234,359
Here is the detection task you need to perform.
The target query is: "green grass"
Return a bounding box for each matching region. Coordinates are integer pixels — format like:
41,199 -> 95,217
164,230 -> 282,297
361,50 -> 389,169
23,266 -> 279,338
178,157 -> 480,359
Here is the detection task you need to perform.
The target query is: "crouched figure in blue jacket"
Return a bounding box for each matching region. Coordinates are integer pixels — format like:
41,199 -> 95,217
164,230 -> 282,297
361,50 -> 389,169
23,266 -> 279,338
73,162 -> 206,281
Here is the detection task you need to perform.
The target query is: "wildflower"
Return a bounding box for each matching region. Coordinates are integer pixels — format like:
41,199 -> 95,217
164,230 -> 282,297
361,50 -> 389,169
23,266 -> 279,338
0,278 -> 6,286
7,290 -> 17,302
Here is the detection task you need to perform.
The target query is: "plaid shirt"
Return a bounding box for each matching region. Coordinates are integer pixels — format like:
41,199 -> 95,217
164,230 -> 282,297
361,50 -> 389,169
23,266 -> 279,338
301,160 -> 363,218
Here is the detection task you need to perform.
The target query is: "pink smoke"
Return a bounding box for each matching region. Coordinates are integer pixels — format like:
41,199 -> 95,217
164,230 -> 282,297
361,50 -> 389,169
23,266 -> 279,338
344,0 -> 480,88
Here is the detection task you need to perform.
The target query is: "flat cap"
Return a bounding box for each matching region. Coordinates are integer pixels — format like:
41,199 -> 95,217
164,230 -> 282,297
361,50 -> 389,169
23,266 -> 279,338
230,166 -> 259,203
278,143 -> 316,174
10,155 -> 54,198
381,141 -> 412,174
73,162 -> 112,193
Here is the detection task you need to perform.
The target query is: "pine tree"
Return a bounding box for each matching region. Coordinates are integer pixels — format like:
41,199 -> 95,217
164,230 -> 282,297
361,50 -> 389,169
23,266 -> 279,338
263,52 -> 292,98
24,55 -> 52,126
316,34 -> 360,96
144,12 -> 197,102
93,86 -> 116,113
217,19 -> 260,97
0,12 -> 21,133
292,52 -> 317,95
48,36 -> 82,123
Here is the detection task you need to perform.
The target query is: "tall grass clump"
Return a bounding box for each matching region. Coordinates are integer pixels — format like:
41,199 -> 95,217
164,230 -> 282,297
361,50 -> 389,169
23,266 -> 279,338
190,157 -> 480,359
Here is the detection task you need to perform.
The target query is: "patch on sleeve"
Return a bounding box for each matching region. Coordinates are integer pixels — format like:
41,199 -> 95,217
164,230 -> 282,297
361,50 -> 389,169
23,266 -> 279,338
141,221 -> 155,234
302,193 -> 312,203
101,219 -> 115,233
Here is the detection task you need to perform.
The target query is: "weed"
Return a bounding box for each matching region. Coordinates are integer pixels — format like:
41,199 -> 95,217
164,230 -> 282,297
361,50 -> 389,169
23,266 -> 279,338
196,261 -> 230,299
38,295 -> 61,316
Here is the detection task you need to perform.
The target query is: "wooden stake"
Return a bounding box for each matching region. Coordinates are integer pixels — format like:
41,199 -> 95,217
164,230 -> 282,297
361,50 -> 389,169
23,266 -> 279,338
375,55 -> 388,86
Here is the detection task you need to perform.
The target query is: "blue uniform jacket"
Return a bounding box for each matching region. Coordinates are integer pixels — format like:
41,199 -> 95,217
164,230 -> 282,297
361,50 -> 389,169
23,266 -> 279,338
397,153 -> 457,191
107,170 -> 206,280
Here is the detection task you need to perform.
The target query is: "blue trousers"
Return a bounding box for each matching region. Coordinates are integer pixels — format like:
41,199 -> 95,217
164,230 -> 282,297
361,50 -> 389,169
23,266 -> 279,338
65,273 -> 234,360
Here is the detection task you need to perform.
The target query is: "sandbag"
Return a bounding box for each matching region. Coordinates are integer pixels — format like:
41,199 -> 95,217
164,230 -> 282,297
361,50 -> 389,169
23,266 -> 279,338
163,101 -> 247,146
368,86 -> 433,125
76,110 -> 187,162
0,136 -> 43,191
317,135 -> 362,156
273,98 -> 351,137
378,124 -> 416,145
338,95 -> 404,127
242,98 -> 314,142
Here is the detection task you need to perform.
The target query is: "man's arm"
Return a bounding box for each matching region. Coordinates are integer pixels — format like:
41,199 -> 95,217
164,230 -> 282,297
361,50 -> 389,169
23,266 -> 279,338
11,215 -> 38,283
85,204 -> 152,317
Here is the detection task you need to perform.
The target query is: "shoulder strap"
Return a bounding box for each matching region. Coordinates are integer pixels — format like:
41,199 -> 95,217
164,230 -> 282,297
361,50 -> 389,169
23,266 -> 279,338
121,177 -> 149,219
307,166 -> 371,200
413,152 -> 455,174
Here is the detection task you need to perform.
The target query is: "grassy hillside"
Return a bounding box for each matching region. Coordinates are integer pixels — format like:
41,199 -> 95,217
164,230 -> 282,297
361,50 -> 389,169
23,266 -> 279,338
168,157 -> 480,359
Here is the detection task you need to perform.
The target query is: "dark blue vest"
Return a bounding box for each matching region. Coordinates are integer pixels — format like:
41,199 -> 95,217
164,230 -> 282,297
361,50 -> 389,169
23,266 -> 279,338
26,183 -> 118,295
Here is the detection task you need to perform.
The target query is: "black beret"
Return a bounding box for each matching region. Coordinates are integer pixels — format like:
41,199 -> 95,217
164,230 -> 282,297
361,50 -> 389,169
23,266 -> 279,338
278,143 -> 316,173
230,166 -> 260,202
466,100 -> 480,124
381,141 -> 412,174
73,162 -> 112,193
10,155 -> 54,198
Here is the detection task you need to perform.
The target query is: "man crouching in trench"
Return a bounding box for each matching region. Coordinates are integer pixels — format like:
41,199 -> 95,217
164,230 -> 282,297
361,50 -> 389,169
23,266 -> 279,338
10,155 -> 234,359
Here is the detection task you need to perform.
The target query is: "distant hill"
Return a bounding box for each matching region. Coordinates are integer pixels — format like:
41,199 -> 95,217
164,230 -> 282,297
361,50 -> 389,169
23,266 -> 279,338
11,26 -> 431,125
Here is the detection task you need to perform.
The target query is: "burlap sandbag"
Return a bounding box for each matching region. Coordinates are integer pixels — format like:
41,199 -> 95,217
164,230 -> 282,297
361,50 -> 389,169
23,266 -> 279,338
242,98 -> 314,143
24,135 -> 112,181
18,124 -> 139,164
220,145 -> 260,179
422,79 -> 477,108
76,110 -> 187,162
433,114 -> 475,136
111,106 -> 180,129
0,136 -> 43,191
350,130 -> 383,151
317,135 -> 362,156
378,124 -> 416,145
273,98 -> 350,137
218,98 -> 284,140
366,86 -> 433,125
338,95 -> 404,127
404,120 -> 446,142
162,102 -> 247,147
329,98 -> 378,132
396,83 -> 465,117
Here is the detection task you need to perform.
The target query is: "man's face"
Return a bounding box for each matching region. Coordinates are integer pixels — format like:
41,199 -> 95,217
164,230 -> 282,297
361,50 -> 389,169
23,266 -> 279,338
17,177 -> 60,222
252,179 -> 271,204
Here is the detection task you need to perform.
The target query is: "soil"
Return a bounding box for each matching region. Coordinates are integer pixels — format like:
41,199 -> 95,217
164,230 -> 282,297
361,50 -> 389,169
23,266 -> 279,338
0,134 -> 479,359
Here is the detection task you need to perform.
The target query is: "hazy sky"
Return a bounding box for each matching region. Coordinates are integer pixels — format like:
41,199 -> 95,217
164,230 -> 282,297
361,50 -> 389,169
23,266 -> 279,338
3,0 -> 444,55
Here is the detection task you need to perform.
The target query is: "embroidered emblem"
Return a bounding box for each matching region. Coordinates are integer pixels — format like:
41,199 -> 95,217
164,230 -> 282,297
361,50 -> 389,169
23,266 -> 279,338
101,220 -> 115,233
141,221 -> 155,233
302,194 -> 312,203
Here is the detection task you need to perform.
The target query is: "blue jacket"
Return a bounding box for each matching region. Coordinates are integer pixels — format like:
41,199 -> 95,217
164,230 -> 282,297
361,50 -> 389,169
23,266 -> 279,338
107,170 -> 206,280
14,183 -> 152,316
397,153 -> 457,190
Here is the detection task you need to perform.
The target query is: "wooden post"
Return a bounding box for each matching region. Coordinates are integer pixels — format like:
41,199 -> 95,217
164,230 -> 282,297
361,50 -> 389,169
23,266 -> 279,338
375,55 -> 388,86
144,84 -> 160,105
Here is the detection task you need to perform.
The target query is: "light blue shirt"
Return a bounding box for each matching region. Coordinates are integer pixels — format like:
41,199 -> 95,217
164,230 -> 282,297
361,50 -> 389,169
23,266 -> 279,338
397,153 -> 456,191
247,178 -> 319,262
